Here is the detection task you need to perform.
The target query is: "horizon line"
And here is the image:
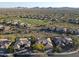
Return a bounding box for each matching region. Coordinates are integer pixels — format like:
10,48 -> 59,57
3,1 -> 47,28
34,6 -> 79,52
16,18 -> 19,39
0,7 -> 79,8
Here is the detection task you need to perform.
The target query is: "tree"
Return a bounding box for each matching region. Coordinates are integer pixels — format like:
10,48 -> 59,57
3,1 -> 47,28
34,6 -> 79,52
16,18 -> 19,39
29,36 -> 36,44
32,44 -> 45,52
53,46 -> 63,53
7,41 -> 15,53
72,36 -> 79,48
7,45 -> 14,53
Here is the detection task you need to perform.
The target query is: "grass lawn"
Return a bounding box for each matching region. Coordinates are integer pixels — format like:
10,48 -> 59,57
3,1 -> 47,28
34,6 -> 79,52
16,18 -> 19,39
18,18 -> 49,26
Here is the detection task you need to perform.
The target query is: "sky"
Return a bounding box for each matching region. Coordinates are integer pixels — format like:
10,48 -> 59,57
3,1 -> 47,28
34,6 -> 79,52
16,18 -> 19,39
0,1 -> 79,8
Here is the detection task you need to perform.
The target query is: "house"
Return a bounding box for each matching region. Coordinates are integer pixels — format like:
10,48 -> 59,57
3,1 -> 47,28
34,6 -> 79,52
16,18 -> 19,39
12,21 -> 19,26
55,27 -> 65,34
0,39 -> 11,54
14,38 -> 31,50
52,36 -> 73,47
44,38 -> 53,53
68,19 -> 75,23
45,38 -> 53,49
51,27 -> 68,33
6,21 -> 12,25
52,36 -> 62,46
74,29 -> 79,35
44,44 -> 53,53
68,18 -> 79,24
64,37 -> 73,44
63,28 -> 68,33
19,23 -> 28,29
0,39 -> 11,49
51,26 -> 56,32
0,25 -> 4,31
66,28 -> 74,34
47,38 -> 52,43
35,38 -> 53,52
40,27 -> 52,33
20,23 -> 25,26
4,26 -> 11,31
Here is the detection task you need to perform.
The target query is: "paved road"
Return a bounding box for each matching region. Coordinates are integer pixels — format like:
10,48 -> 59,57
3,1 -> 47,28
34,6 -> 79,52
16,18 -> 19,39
14,48 -> 79,57
0,52 -> 79,57
48,52 -> 79,57
0,48 -> 79,57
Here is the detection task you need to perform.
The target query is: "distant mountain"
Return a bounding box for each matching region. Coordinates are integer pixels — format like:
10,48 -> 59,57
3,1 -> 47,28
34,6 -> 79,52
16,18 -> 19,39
0,7 -> 79,18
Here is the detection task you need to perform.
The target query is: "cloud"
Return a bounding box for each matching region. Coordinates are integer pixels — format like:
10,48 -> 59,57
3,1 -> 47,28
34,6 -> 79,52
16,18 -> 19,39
0,0 -> 79,2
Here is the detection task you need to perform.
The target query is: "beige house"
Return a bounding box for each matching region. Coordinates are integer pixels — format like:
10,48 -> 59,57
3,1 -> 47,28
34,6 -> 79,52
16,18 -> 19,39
0,39 -> 11,49
14,38 -> 31,50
